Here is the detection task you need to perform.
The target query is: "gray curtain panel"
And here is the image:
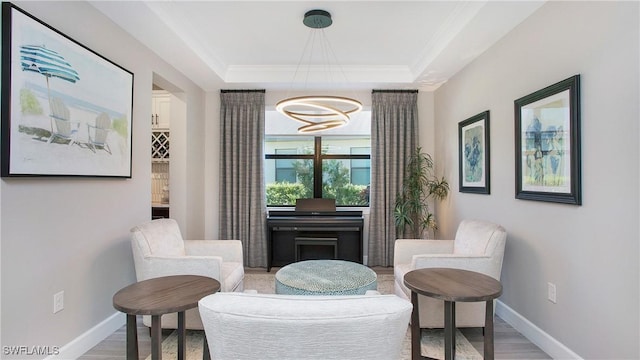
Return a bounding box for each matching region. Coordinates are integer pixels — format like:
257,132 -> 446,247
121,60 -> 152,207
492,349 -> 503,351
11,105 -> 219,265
368,90 -> 419,267
219,90 -> 267,267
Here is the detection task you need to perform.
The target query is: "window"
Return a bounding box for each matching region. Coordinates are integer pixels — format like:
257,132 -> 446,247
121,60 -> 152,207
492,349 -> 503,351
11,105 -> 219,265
265,110 -> 371,207
350,147 -> 371,185
275,148 -> 297,183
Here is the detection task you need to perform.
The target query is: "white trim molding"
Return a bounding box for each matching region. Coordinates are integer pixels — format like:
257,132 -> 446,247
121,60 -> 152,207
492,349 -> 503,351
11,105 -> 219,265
45,312 -> 125,360
496,300 -> 583,359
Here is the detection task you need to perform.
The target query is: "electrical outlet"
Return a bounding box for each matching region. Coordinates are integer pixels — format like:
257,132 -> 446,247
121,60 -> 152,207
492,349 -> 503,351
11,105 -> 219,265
547,282 -> 557,303
53,291 -> 64,313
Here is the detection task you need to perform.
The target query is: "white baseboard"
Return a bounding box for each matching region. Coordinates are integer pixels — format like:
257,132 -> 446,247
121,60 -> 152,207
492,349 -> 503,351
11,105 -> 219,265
496,300 -> 582,359
45,312 -> 125,360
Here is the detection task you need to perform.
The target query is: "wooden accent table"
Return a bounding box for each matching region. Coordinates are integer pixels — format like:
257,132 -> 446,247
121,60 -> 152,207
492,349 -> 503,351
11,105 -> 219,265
404,268 -> 503,360
113,275 -> 220,360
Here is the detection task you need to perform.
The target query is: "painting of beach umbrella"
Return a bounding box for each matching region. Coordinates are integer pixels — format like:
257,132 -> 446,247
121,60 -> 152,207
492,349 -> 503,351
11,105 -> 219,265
19,44 -> 80,132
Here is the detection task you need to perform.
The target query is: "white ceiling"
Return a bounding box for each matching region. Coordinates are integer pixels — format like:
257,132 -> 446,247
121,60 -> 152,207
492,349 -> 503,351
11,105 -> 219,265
90,1 -> 545,92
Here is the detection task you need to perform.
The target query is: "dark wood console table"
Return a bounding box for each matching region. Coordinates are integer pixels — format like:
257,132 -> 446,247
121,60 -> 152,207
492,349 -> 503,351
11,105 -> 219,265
266,210 -> 363,271
113,275 -> 220,360
404,268 -> 503,360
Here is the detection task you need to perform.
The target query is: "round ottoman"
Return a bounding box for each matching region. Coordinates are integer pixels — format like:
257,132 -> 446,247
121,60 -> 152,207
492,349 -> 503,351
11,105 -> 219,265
275,260 -> 377,295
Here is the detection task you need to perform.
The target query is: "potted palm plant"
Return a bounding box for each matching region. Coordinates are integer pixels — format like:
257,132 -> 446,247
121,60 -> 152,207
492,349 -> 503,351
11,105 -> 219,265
394,147 -> 449,238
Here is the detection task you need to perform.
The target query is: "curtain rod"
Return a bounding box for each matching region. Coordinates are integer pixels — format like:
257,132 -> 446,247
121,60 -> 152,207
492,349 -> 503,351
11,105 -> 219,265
372,89 -> 418,93
220,89 -> 265,93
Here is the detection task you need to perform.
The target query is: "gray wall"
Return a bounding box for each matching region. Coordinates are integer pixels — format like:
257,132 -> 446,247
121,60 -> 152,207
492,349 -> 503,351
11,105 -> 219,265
433,2 -> 639,358
0,1 -> 206,356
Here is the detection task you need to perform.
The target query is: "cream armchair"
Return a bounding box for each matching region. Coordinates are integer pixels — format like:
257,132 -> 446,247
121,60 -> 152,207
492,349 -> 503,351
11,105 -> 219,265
199,292 -> 411,360
394,219 -> 506,329
130,218 -> 244,330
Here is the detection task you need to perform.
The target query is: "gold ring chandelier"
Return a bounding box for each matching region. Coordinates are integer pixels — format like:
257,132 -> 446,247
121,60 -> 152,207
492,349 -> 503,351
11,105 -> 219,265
275,95 -> 363,133
276,10 -> 362,134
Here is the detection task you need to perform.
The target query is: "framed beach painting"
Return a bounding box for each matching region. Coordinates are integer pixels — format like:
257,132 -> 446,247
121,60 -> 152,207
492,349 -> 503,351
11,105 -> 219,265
458,110 -> 490,194
514,75 -> 581,204
1,3 -> 134,177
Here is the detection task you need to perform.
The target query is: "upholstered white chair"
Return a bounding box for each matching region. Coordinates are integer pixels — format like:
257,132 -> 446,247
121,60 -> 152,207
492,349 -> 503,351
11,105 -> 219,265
198,291 -> 411,360
394,219 -> 506,329
130,218 -> 244,330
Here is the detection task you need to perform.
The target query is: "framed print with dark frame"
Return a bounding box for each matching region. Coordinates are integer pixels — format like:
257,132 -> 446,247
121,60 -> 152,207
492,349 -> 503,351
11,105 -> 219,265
459,110 -> 490,194
1,3 -> 134,177
514,75 -> 581,204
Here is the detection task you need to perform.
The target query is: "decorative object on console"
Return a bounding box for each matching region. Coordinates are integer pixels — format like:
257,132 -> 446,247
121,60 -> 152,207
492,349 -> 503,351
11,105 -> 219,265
1,3 -> 133,177
394,147 -> 449,239
459,110 -> 490,194
514,74 -> 581,204
276,9 -> 362,133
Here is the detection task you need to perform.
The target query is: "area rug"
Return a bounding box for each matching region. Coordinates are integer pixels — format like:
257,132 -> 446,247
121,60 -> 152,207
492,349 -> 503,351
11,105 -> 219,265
146,272 -> 481,360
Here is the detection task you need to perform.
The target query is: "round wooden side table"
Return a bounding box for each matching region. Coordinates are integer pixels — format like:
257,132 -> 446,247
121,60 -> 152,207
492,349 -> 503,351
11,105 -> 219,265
113,275 -> 220,360
404,268 -> 502,360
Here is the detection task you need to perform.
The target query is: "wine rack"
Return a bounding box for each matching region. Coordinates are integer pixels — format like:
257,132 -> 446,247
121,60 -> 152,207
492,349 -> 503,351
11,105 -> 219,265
152,130 -> 170,160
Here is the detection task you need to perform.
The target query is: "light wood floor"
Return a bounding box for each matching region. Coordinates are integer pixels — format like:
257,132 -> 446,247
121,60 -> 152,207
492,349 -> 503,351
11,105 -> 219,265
80,267 -> 551,359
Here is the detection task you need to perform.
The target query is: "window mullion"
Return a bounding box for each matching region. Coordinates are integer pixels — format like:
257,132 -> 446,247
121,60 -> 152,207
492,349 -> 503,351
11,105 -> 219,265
313,136 -> 322,198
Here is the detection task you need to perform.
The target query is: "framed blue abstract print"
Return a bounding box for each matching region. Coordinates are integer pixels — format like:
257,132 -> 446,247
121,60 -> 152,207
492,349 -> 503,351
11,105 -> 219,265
459,110 -> 490,194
